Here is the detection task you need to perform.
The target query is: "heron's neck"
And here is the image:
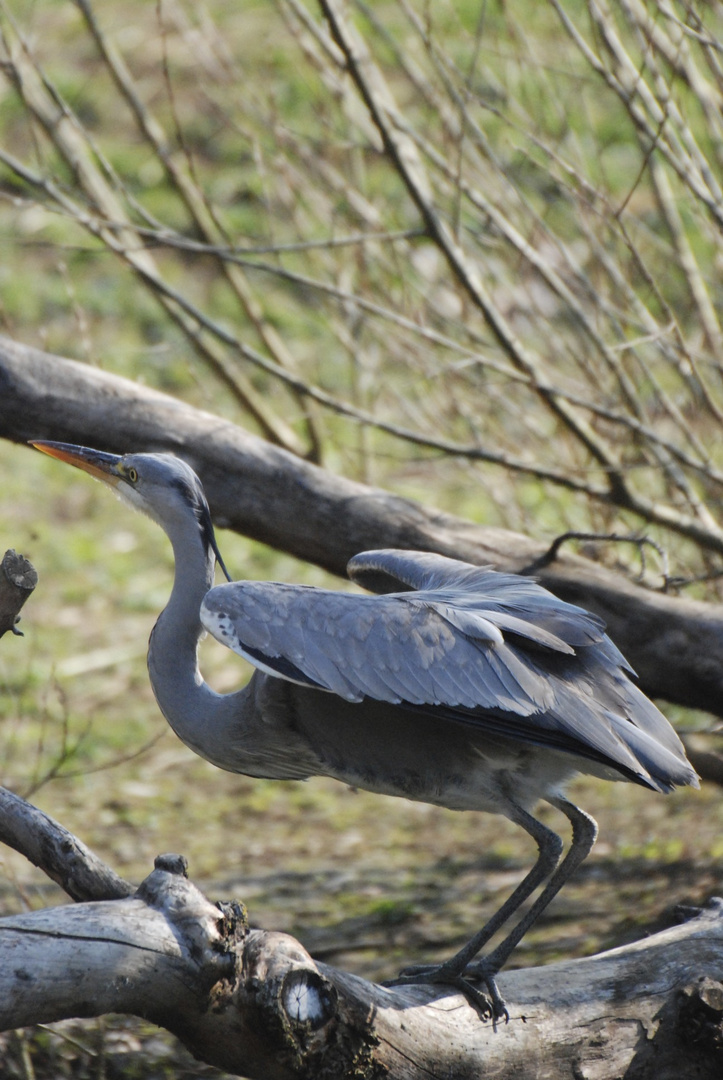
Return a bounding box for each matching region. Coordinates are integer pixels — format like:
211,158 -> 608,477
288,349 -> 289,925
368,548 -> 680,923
148,520 -> 244,768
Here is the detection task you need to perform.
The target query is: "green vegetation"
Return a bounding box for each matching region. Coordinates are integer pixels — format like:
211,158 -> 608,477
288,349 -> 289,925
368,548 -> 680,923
1,0 -> 723,1074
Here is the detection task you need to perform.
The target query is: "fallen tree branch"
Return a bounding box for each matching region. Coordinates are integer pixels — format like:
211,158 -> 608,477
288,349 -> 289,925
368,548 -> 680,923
0,786 -> 133,903
2,335 -> 723,718
1,850 -> 721,1080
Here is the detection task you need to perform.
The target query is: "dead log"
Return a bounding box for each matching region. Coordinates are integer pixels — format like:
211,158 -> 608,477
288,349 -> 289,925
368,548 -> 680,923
2,334 -> 723,718
0,786 -> 721,1079
0,851 -> 721,1080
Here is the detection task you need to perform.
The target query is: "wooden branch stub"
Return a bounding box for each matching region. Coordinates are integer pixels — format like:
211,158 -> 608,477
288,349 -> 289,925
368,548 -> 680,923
0,549 -> 37,639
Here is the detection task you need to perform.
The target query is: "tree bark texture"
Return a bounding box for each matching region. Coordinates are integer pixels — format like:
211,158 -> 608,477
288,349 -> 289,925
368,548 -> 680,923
2,334 -> 723,718
1,855 -> 721,1080
0,548 -> 37,639
0,786 -> 133,903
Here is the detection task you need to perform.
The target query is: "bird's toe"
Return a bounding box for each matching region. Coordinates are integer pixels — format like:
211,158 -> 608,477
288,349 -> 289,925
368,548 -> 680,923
384,962 -> 508,1023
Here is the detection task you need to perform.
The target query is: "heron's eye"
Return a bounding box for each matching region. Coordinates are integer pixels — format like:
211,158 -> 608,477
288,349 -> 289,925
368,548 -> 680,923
127,467 -> 138,483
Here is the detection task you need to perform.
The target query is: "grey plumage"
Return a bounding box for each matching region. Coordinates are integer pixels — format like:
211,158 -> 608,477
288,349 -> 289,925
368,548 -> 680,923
33,441 -> 698,1020
202,550 -> 692,795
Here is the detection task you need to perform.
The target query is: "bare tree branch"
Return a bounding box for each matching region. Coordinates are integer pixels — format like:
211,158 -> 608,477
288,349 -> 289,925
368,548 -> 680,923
0,5 -> 308,458
2,1 -> 723,565
74,0 -> 323,463
318,0 -> 723,551
0,786 -> 133,903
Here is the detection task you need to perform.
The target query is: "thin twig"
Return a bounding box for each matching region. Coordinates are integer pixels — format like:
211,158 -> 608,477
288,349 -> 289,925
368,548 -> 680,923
522,530 -> 669,584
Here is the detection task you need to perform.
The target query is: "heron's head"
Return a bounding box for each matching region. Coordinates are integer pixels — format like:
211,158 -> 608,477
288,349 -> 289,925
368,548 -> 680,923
31,441 -> 231,579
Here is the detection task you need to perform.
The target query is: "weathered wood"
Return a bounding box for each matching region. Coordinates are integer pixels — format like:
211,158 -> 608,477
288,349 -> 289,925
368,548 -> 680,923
0,855 -> 721,1080
0,548 -> 37,639
0,786 -> 134,902
2,336 -> 723,717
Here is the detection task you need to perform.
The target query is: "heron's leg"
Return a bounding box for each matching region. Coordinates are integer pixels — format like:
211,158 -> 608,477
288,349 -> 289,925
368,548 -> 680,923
467,797 -> 598,980
387,801 -> 565,1017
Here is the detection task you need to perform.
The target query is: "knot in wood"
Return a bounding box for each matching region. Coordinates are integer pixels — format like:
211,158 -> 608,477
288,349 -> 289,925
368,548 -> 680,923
282,968 -> 336,1031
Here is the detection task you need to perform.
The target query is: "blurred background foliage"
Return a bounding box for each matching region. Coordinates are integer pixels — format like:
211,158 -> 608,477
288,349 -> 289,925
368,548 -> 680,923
1,1 -> 723,1075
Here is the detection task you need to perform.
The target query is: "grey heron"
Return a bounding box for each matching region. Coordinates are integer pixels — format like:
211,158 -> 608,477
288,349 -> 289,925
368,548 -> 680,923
33,440 -> 698,1020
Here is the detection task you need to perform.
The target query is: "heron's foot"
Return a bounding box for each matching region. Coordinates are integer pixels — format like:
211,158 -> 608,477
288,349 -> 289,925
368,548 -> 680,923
385,961 -> 509,1023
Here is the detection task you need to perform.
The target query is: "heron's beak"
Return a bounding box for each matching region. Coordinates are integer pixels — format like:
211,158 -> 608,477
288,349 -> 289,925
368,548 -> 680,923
31,441 -> 123,487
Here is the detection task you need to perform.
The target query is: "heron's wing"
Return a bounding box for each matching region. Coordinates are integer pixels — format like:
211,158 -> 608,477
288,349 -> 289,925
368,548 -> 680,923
201,580 -> 560,714
201,558 -> 698,793
347,548 -> 630,666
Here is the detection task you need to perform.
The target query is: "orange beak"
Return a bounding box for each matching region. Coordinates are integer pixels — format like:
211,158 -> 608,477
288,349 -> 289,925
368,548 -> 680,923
31,441 -> 124,487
